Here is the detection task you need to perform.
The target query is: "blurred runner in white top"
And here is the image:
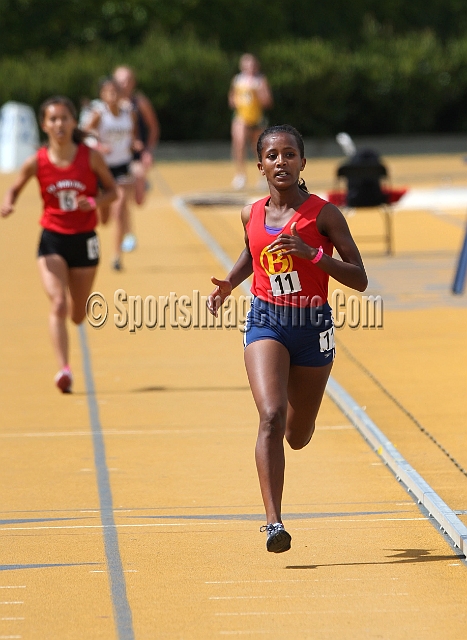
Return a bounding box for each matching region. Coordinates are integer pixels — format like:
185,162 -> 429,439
84,77 -> 142,270
113,65 -> 160,254
113,66 -> 160,201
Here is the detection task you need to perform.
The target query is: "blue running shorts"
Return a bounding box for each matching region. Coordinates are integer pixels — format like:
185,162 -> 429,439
243,297 -> 335,367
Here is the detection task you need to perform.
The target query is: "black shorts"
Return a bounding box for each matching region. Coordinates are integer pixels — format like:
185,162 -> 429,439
109,163 -> 133,184
38,229 -> 100,268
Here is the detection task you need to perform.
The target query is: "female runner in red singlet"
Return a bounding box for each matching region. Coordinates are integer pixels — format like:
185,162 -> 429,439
1,96 -> 116,394
208,125 -> 368,553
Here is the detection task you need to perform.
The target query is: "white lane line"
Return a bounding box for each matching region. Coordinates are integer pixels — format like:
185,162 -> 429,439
316,425 -> 353,430
211,596 -> 290,600
0,523 -> 224,531
90,569 -> 139,575
0,588 -> 25,590
295,517 -> 426,526
206,577 -> 399,584
0,516 -> 426,532
215,612 -> 297,617
0,502 -> 407,516
0,603 -> 23,605
208,580 -> 317,584
210,593 -> 408,600
0,428 -> 251,439
220,633 -> 269,636
0,424 -> 353,439
215,609 -> 420,616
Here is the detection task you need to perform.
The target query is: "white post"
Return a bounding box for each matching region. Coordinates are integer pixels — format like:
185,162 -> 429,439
0,101 -> 39,173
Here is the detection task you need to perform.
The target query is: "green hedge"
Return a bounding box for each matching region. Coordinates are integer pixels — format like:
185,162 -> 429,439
1,30 -> 467,140
262,32 -> 467,136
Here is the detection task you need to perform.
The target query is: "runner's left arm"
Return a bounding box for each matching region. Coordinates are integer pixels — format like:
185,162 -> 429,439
131,111 -> 144,154
137,93 -> 160,161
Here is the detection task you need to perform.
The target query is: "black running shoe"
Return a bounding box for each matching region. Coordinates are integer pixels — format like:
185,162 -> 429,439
112,258 -> 122,271
260,523 -> 292,553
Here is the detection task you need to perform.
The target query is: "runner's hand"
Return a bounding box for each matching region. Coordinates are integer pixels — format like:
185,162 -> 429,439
133,139 -> 144,153
207,277 -> 232,316
1,201 -> 14,217
77,195 -> 93,211
141,150 -> 153,169
267,222 -> 317,261
96,142 -> 112,155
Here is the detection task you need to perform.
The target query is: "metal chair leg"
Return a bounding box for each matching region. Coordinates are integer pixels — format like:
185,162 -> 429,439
383,205 -> 393,255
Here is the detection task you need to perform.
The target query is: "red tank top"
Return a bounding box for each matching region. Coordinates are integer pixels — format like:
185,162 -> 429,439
246,195 -> 333,307
37,144 -> 98,234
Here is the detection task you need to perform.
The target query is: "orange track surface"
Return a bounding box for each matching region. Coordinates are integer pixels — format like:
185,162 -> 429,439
0,154 -> 466,639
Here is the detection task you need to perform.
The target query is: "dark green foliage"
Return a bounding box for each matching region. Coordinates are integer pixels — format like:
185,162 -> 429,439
1,30 -> 467,139
2,0 -> 467,55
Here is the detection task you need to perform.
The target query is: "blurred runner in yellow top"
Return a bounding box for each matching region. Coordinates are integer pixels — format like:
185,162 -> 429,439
229,53 -> 273,190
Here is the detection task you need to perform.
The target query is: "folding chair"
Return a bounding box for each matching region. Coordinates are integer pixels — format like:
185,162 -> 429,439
328,148 -> 403,256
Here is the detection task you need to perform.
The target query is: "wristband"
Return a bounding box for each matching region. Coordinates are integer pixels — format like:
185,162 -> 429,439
311,246 -> 324,264
87,197 -> 96,209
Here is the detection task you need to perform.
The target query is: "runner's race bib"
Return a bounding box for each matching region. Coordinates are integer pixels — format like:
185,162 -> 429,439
86,236 -> 100,260
269,271 -> 302,297
58,189 -> 78,211
319,326 -> 335,352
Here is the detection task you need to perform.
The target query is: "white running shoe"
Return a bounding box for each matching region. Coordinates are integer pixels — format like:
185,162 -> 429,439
121,233 -> 137,252
231,174 -> 247,190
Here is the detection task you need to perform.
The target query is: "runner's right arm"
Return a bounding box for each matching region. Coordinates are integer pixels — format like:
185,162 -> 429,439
207,205 -> 253,315
1,154 -> 37,217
